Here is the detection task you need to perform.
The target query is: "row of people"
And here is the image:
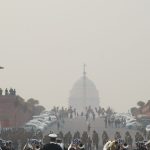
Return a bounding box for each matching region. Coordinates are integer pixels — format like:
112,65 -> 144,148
104,116 -> 126,128
51,106 -> 114,120
0,127 -> 148,150
0,88 -> 16,96
43,130 -> 146,150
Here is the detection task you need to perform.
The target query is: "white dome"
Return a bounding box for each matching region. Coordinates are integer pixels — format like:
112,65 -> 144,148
69,76 -> 100,113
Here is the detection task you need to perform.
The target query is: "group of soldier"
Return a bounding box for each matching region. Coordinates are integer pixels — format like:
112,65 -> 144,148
51,106 -> 114,122
42,130 -> 98,150
0,128 -> 42,150
43,128 -> 150,150
23,133 -> 87,150
104,116 -> 126,128
1,127 -> 150,150
44,128 -> 150,150
1,124 -> 150,150
102,130 -> 150,150
1,105 -> 150,150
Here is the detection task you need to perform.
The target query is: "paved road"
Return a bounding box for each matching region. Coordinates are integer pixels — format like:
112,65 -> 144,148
47,116 -> 140,146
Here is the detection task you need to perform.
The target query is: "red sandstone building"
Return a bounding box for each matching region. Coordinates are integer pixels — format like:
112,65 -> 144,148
0,95 -> 32,128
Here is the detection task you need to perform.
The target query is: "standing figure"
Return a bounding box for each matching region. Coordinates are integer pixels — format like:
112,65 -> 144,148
81,131 -> 88,149
42,133 -> 62,150
57,121 -> 60,131
102,131 -> 109,145
0,88 -> 2,95
104,117 -> 107,128
92,130 -> 99,150
87,136 -> 92,150
87,123 -> 91,133
5,88 -> 8,95
114,131 -> 121,140
124,131 -> 133,149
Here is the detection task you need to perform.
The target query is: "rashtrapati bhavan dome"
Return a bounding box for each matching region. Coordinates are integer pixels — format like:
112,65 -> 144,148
69,66 -> 100,113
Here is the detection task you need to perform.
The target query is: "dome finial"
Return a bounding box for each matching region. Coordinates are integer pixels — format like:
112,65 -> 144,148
83,64 -> 86,77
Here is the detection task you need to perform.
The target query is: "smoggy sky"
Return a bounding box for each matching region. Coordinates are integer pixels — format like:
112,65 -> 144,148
0,0 -> 150,112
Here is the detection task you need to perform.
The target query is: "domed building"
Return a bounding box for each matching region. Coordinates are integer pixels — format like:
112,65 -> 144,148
69,66 -> 100,113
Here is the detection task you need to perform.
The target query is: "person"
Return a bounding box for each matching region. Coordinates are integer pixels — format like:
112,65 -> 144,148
73,131 -> 80,139
68,144 -> 76,150
102,131 -> 109,145
58,131 -> 64,140
143,128 -> 147,139
104,117 -> 107,128
92,130 -> 99,150
87,136 -> 92,150
57,121 -> 60,131
5,88 -> 8,95
78,143 -> 85,150
68,139 -> 80,150
6,141 -> 15,150
124,131 -> 133,149
145,140 -> 150,150
122,143 -> 128,150
103,141 -> 111,150
23,139 -> 42,150
107,140 -> 119,150
42,133 -> 62,150
0,88 -> 2,95
87,123 -> 91,133
56,138 -> 64,150
135,132 -> 144,142
114,132 -> 121,140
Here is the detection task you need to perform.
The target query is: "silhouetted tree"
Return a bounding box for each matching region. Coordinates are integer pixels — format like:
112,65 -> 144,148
27,98 -> 39,106
33,105 -> 45,115
137,101 -> 145,108
130,107 -> 138,116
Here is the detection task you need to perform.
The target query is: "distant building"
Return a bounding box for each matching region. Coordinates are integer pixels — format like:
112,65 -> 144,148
0,94 -> 32,128
69,66 -> 100,113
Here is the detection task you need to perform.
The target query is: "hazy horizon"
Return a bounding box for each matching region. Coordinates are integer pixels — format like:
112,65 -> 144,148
1,0 -> 150,112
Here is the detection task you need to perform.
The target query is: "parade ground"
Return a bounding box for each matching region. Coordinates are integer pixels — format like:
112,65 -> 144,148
48,116 -> 139,149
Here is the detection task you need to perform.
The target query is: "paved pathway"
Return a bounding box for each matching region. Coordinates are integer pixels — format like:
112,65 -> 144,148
45,116 -> 140,149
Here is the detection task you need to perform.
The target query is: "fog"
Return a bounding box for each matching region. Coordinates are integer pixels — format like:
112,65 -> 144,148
0,0 -> 150,112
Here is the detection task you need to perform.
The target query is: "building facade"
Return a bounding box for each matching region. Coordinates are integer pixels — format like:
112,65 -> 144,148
0,95 -> 32,128
69,67 -> 100,113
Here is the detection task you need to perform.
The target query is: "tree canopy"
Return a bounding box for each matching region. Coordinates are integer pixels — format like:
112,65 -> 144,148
137,101 -> 145,108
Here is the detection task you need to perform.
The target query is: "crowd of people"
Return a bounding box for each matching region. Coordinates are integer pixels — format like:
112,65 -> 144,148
104,116 -> 126,128
51,106 -> 114,121
0,128 -> 42,150
1,106 -> 150,150
1,127 -> 150,150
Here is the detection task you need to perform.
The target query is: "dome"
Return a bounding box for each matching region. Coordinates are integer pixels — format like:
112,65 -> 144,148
69,75 -> 100,113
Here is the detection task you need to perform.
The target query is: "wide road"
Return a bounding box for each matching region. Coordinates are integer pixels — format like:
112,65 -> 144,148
47,116 -> 140,146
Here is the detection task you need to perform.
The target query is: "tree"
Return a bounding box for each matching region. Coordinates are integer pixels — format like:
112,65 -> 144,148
27,98 -> 39,106
137,101 -> 145,108
130,107 -> 138,116
14,96 -> 25,107
33,105 -> 45,115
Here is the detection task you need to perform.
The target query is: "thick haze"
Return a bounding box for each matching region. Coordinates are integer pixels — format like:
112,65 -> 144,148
0,1 -> 150,112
